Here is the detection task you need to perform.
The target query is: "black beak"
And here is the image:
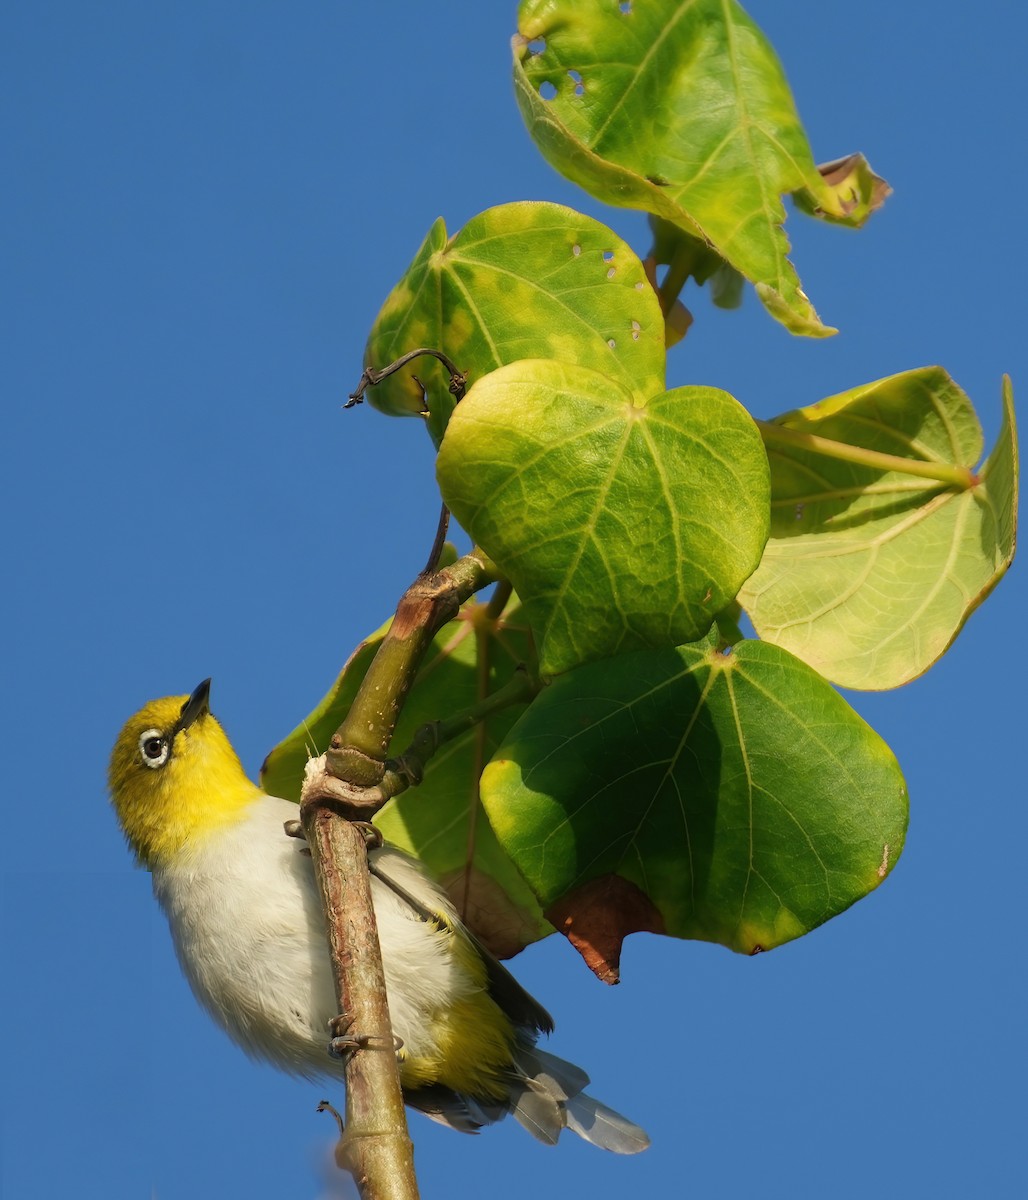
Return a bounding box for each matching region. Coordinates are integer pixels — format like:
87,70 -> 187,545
178,678 -> 212,732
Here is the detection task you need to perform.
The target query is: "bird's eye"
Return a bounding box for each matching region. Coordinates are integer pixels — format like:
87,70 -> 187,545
138,729 -> 170,769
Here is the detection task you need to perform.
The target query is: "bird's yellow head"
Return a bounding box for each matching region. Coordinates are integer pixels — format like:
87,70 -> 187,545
109,679 -> 260,869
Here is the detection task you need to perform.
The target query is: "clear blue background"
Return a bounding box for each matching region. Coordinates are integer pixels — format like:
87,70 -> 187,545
2,3 -> 1024,1197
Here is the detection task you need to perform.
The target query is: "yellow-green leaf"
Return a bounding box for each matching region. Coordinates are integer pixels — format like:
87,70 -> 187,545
364,202 -> 665,444
483,635 -> 907,957
436,359 -> 769,676
513,0 -> 887,336
740,371 -> 1018,689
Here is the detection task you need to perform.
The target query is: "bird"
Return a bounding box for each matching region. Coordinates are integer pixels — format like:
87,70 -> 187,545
108,678 -> 649,1152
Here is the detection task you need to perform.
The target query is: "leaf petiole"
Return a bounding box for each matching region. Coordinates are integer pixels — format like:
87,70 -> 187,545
378,666 -> 539,804
755,418 -> 979,490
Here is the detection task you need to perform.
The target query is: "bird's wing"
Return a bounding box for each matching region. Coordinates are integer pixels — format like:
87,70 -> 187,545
368,849 -> 554,1035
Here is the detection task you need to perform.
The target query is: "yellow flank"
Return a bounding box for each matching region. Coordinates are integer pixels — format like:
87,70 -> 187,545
433,991 -> 517,1099
400,987 -> 516,1099
108,696 -> 260,869
393,910 -> 516,1098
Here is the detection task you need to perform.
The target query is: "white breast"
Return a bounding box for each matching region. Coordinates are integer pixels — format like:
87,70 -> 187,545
152,794 -> 471,1079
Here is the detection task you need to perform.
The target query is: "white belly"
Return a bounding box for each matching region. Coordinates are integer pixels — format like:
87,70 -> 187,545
152,794 -> 468,1079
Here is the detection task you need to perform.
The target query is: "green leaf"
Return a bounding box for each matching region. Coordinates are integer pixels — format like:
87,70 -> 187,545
740,371 -> 1019,690
260,602 -> 551,957
436,359 -> 770,676
647,216 -> 745,313
482,636 -> 908,958
513,0 -> 887,336
364,202 -> 666,444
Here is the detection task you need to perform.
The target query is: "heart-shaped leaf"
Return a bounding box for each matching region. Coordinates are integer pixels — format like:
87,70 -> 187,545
261,601 -> 550,958
741,371 -> 1018,689
482,635 -> 908,964
436,359 -> 770,676
364,202 -> 665,444
513,0 -> 887,336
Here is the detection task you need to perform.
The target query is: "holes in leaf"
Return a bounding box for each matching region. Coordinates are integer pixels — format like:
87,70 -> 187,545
619,1 -> 632,12
539,80 -> 558,101
602,250 -> 615,262
568,69 -> 584,96
527,37 -> 546,55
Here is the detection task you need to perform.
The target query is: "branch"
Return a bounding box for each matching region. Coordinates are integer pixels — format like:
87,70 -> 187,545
323,547 -> 501,795
420,502 -> 450,578
377,664 -> 538,804
297,801 -> 418,1200
297,512 -> 501,1194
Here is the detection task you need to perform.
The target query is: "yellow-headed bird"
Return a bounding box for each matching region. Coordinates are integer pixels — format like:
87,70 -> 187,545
109,679 -> 649,1151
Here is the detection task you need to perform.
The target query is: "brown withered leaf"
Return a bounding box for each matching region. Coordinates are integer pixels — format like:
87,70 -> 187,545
440,866 -> 548,961
818,153 -> 891,213
545,874 -> 665,985
804,153 -> 892,221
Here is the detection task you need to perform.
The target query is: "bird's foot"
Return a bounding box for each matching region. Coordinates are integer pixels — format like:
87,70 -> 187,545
352,821 -> 383,850
328,1013 -> 404,1058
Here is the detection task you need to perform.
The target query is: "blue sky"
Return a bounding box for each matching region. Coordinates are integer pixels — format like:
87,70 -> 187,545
2,2 -> 1025,1197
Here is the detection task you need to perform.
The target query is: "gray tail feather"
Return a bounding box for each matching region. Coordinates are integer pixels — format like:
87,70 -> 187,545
512,1046 -> 650,1153
403,1046 -> 649,1152
510,1077 -> 563,1145
522,1046 -> 590,1099
564,1093 -> 651,1154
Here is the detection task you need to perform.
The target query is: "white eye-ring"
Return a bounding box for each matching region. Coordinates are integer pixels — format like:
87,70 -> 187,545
138,729 -> 170,769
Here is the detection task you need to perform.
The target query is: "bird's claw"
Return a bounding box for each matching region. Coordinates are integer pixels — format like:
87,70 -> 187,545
328,1013 -> 404,1058
352,821 -> 383,850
